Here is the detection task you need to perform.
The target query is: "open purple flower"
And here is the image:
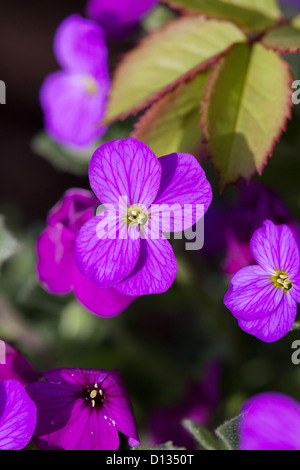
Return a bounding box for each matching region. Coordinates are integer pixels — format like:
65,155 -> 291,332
74,138 -> 212,296
224,220 -> 300,342
86,0 -> 157,39
0,379 -> 37,450
240,392 -> 300,450
149,363 -> 220,449
37,188 -> 135,317
26,368 -> 139,450
40,14 -> 110,149
0,342 -> 40,386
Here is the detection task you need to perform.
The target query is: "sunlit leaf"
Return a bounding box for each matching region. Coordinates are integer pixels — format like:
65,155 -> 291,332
132,69 -> 210,157
215,415 -> 241,450
104,17 -> 246,123
183,420 -> 220,450
162,0 -> 282,31
201,43 -> 292,189
262,15 -> 300,53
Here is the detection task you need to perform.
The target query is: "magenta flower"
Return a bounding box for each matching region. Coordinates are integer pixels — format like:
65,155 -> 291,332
40,14 -> 110,149
74,138 -> 212,296
86,0 -> 157,39
224,220 -> 300,342
149,364 -> 220,449
37,188 -> 135,317
0,342 -> 40,386
240,392 -> 300,450
0,379 -> 37,450
26,368 -> 139,450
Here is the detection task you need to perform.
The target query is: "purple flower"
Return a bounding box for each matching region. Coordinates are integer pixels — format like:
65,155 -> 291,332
40,14 -> 110,149
0,342 -> 40,386
148,364 -> 220,449
37,188 -> 135,317
74,138 -> 212,296
204,181 -> 299,276
240,392 -> 300,450
0,379 -> 37,450
26,368 -> 139,450
224,220 -> 300,342
86,0 -> 157,39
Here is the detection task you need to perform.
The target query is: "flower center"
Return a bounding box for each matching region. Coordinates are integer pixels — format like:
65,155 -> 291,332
272,271 -> 293,292
84,75 -> 98,94
84,383 -> 105,408
127,205 -> 149,227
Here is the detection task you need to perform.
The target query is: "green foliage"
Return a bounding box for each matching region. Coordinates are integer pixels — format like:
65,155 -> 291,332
162,0 -> 282,31
104,17 -> 246,122
201,43 -> 292,188
133,69 -> 211,156
262,15 -> 300,53
0,217 -> 21,268
134,442 -> 186,450
183,420 -> 220,450
183,416 -> 241,450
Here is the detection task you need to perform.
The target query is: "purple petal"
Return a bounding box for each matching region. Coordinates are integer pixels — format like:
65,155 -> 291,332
224,265 -> 284,321
54,14 -> 109,80
0,343 -> 40,386
250,220 -> 300,277
114,235 -> 177,296
40,71 -> 108,149
238,294 -> 297,342
74,214 -> 141,288
0,380 -> 37,450
73,266 -> 136,317
152,153 -> 212,232
101,370 -> 140,446
36,225 -> 75,294
88,138 -> 162,209
47,188 -> 98,232
86,0 -> 157,38
240,392 -> 300,450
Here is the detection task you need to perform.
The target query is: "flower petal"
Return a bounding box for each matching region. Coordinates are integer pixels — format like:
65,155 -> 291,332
240,392 -> 300,450
47,188 -> 98,232
86,0 -> 157,38
0,343 -> 40,386
40,71 -> 108,149
54,14 -> 109,80
102,370 -> 140,446
250,220 -> 300,277
89,138 -> 162,209
37,225 -> 75,294
114,235 -> 177,296
224,265 -> 284,321
74,214 -> 140,288
238,294 -> 297,342
290,274 -> 300,303
0,380 -> 37,450
152,153 -> 212,232
73,266 -> 136,317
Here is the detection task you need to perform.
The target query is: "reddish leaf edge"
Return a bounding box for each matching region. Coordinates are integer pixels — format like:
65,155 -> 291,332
102,17 -> 245,125
199,48 -> 293,192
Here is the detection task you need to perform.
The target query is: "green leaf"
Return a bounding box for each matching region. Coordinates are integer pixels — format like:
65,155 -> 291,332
183,420 -> 220,450
162,0 -> 282,32
104,17 -> 246,123
215,415 -> 241,450
201,43 -> 292,189
0,217 -> 21,268
262,16 -> 300,53
132,69 -> 210,157
32,132 -> 91,175
134,442 -> 186,450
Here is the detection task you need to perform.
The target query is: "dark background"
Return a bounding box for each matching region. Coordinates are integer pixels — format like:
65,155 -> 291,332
0,0 -> 89,222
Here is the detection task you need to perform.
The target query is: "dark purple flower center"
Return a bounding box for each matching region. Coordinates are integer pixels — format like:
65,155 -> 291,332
272,271 -> 293,291
84,383 -> 105,408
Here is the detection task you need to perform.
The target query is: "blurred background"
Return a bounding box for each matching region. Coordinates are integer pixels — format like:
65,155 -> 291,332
1,0 -> 300,449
